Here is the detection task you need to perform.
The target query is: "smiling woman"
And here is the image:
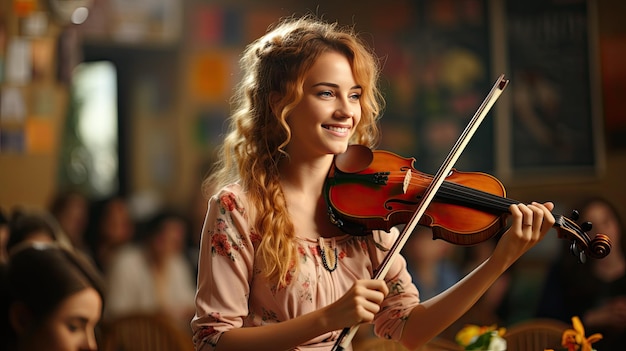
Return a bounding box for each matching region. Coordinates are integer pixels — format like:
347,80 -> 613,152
0,243 -> 106,351
190,14 -> 556,351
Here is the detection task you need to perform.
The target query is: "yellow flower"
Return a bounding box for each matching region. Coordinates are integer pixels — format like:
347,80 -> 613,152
561,316 -> 603,351
456,324 -> 482,346
455,324 -> 507,349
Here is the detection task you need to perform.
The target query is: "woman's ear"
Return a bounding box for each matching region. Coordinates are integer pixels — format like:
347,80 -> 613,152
9,302 -> 33,336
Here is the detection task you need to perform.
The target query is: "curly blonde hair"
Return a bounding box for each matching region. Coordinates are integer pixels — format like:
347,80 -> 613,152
203,15 -> 385,287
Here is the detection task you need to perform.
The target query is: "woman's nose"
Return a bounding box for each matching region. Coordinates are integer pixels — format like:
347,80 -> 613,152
334,106 -> 354,119
81,329 -> 98,351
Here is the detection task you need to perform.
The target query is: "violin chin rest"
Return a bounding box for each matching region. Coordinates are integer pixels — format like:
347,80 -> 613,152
335,144 -> 373,173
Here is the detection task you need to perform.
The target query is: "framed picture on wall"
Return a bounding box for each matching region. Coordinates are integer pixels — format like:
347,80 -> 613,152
492,0 -> 605,182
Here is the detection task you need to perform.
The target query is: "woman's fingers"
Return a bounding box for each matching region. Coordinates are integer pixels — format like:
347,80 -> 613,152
510,202 -> 555,236
337,280 -> 389,325
495,202 -> 556,266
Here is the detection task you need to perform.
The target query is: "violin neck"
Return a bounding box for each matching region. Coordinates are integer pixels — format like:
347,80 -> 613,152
438,180 -> 517,215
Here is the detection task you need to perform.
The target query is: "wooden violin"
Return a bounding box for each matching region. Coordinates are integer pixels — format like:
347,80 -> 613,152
324,144 -> 612,261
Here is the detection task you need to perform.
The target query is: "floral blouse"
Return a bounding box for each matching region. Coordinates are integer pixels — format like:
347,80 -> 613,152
191,184 -> 420,351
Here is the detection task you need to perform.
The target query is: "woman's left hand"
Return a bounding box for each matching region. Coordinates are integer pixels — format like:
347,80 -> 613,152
492,201 -> 555,268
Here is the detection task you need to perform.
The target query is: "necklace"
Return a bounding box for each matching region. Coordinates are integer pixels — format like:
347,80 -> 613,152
318,238 -> 338,273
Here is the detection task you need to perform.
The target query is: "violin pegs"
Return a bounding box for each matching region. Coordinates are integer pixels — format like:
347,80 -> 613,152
570,210 -> 580,221
581,221 -> 593,232
570,241 -> 579,256
578,250 -> 587,264
570,241 -> 587,264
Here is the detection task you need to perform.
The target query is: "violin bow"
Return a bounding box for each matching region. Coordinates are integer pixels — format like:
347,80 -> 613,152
331,74 -> 510,351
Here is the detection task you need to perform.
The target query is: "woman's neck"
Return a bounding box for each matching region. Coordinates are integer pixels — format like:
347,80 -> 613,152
279,154 -> 334,194
279,154 -> 342,239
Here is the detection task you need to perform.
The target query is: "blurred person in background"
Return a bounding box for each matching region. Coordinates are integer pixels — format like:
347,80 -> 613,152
401,226 -> 461,301
85,195 -> 135,273
0,243 -> 106,351
104,209 -> 196,333
536,197 -> 626,350
49,190 -> 90,254
5,208 -> 73,255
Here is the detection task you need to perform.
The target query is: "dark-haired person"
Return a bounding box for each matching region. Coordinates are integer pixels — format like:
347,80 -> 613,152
537,197 -> 626,350
1,243 -> 106,351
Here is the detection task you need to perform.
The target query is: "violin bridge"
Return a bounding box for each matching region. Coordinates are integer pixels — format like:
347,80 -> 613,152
403,169 -> 412,194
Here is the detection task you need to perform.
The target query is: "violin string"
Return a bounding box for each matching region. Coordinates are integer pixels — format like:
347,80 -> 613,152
384,173 -> 516,212
438,181 -> 517,211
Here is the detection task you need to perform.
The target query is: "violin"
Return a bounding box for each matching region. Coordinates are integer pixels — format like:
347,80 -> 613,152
329,75 -> 610,351
324,144 -> 612,261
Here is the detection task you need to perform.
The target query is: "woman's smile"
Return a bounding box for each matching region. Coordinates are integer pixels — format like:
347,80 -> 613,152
322,124 -> 352,135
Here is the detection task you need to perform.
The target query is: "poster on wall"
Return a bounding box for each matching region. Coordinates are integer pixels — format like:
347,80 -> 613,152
376,0 -> 493,176
502,0 -> 603,180
109,0 -> 182,43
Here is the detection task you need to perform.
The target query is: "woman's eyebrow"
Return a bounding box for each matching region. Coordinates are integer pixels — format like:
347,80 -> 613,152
66,316 -> 90,325
311,82 -> 362,90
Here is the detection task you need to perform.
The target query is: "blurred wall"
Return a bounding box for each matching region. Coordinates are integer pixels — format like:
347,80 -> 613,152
1,0 -> 625,222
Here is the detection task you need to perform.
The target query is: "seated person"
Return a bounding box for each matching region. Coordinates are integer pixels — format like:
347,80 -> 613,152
0,243 -> 106,351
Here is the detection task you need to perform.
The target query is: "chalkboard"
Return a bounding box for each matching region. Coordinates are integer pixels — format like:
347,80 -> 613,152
502,0 -> 603,179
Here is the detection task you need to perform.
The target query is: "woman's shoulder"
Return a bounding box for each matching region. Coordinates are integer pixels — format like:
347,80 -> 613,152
207,183 -> 257,223
210,183 -> 244,200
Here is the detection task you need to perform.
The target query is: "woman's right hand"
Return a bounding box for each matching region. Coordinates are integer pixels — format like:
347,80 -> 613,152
323,279 -> 389,330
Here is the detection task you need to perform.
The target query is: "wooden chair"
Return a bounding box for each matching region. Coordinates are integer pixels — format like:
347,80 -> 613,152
353,338 -> 409,351
504,318 -> 569,351
354,337 -> 462,351
100,313 -> 194,351
419,337 -> 464,351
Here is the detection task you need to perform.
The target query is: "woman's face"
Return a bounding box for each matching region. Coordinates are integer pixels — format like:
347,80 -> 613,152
59,195 -> 88,243
23,287 -> 102,351
102,199 -> 133,245
286,51 -> 362,159
151,218 -> 186,259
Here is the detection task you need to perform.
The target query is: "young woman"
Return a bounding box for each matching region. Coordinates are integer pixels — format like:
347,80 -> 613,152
191,15 -> 555,351
1,243 -> 106,351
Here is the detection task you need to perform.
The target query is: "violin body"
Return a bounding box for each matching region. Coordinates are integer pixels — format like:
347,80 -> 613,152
324,145 -> 611,259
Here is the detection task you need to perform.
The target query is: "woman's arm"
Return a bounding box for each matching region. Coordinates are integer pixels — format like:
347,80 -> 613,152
399,202 -> 555,350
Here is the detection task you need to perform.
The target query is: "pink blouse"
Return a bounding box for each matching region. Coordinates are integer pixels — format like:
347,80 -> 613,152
191,184 -> 420,351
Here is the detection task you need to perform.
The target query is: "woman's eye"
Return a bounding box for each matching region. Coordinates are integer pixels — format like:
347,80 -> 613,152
65,318 -> 87,332
317,91 -> 334,98
349,93 -> 361,100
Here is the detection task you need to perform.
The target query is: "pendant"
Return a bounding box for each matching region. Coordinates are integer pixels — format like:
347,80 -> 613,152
319,240 -> 338,273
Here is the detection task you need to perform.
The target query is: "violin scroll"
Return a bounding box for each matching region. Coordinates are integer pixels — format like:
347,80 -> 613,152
556,214 -> 611,264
